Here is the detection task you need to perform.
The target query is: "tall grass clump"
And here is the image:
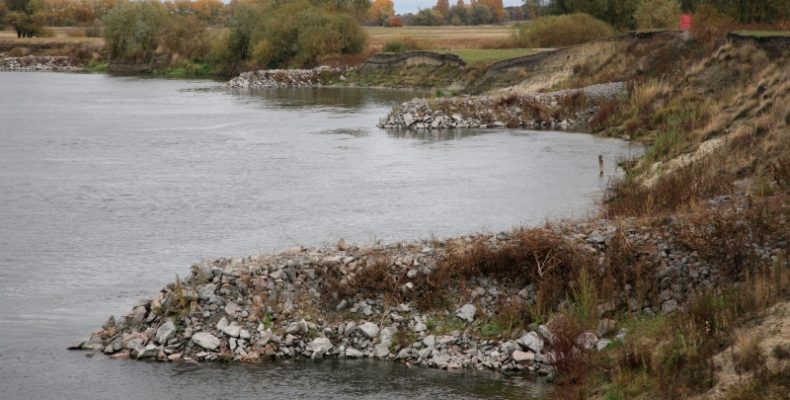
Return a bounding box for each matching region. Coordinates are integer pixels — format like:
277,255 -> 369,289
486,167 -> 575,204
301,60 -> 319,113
382,36 -> 426,53
513,13 -> 616,48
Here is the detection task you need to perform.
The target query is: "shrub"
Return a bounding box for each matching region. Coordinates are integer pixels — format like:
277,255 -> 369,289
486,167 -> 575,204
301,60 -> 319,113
513,13 -> 616,48
235,1 -> 367,68
634,0 -> 681,31
692,4 -> 737,48
102,0 -> 169,61
382,36 -> 425,53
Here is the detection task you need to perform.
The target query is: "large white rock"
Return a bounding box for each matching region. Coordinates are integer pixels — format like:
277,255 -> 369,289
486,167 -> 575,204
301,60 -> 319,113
345,347 -> 364,358
455,303 -> 476,322
308,337 -> 333,358
358,322 -> 379,339
517,331 -> 544,353
192,332 -> 221,351
155,320 -> 176,344
221,325 -> 242,338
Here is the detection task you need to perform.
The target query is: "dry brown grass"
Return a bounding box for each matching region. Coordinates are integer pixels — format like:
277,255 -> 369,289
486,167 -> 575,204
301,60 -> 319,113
733,331 -> 766,374
364,25 -> 514,51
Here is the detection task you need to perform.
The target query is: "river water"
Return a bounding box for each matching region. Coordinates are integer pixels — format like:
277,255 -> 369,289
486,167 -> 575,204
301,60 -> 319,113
0,72 -> 639,399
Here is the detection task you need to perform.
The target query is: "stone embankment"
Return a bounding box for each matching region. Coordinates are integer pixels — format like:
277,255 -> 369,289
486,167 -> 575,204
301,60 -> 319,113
73,201 -> 785,377
0,56 -> 85,72
225,66 -> 349,89
378,82 -> 626,130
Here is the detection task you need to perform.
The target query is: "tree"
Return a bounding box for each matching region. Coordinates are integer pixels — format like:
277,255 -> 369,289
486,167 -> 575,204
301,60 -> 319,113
435,0 -> 450,22
102,0 -> 169,61
634,0 -> 681,30
5,0 -> 44,37
0,1 -> 7,29
469,3 -> 495,24
448,0 -> 468,24
367,0 -> 393,25
411,7 -> 442,25
479,0 -> 505,21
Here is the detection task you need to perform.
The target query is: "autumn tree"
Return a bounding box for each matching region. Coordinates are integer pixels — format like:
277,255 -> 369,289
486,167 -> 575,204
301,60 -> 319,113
478,0 -> 504,21
367,0 -> 393,25
5,0 -> 45,37
435,0 -> 449,22
634,0 -> 680,30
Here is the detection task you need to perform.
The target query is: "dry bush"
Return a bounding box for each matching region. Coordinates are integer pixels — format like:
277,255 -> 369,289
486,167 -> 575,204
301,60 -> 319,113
438,228 -> 593,317
590,99 -> 620,131
733,331 -> 765,374
513,13 -> 616,48
692,4 -> 737,48
601,227 -> 656,308
549,313 -> 591,385
382,36 -> 429,53
618,342 -> 654,373
605,157 -> 734,218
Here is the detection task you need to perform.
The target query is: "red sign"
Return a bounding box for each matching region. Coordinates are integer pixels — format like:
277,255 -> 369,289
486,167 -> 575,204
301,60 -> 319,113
680,14 -> 693,30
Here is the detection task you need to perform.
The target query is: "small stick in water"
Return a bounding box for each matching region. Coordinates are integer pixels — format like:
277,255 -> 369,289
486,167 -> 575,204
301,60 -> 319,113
598,155 -> 604,177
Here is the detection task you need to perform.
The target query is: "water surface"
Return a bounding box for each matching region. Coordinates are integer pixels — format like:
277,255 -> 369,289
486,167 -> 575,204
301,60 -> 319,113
0,72 -> 639,399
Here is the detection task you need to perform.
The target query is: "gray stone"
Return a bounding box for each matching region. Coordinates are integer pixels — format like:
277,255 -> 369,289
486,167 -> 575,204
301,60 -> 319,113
197,283 -> 217,300
345,347 -> 364,358
423,335 -> 436,347
413,322 -> 427,332
374,343 -> 390,358
512,350 -> 535,363
308,337 -> 333,358
456,303 -> 476,322
596,339 -> 612,351
358,322 -> 379,339
216,317 -> 229,330
537,324 -> 554,344
662,299 -> 678,313
516,332 -> 544,353
596,318 -> 617,337
224,302 -> 241,315
221,325 -> 242,338
136,344 -> 159,359
156,320 -> 177,344
192,332 -> 221,350
576,332 -> 598,350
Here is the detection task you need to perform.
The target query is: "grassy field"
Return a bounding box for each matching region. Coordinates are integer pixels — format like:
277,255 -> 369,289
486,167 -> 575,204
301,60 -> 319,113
364,25 -> 515,50
437,48 -> 544,65
0,28 -> 104,46
736,30 -> 790,37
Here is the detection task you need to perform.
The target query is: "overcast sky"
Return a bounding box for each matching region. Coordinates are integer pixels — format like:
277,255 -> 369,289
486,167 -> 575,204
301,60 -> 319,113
394,0 -> 525,14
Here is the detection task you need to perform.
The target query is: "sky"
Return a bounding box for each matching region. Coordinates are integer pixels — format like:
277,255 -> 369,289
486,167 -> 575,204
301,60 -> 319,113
394,0 -> 525,14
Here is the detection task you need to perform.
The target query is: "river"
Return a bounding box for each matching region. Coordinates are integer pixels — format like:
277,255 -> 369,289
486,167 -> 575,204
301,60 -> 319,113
0,72 -> 639,399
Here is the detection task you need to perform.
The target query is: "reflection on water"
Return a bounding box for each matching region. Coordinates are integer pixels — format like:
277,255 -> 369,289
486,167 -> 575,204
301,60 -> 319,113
0,72 -> 639,400
386,128 -> 492,141
230,86 -> 427,110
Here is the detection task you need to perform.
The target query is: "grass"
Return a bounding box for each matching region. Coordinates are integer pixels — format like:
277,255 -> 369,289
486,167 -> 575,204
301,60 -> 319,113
736,30 -> 790,37
437,48 -> 542,65
364,25 -> 514,50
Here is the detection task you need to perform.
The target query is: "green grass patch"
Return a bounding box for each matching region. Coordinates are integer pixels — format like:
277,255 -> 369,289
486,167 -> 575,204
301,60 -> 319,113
438,48 -> 542,65
87,61 -> 108,73
736,30 -> 790,37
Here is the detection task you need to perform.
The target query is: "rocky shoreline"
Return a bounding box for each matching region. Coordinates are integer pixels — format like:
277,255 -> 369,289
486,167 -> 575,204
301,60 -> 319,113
378,82 -> 626,131
225,66 -> 350,89
72,198 -> 786,378
0,56 -> 85,72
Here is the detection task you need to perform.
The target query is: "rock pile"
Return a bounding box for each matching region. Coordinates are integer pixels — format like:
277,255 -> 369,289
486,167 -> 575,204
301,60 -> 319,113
379,82 -> 626,130
0,56 -> 84,72
73,199 -> 786,377
225,66 -> 349,89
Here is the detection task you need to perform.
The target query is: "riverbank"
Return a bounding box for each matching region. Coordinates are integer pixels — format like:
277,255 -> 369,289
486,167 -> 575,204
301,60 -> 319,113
72,193 -> 786,372
0,55 -> 85,72
73,30 -> 789,399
